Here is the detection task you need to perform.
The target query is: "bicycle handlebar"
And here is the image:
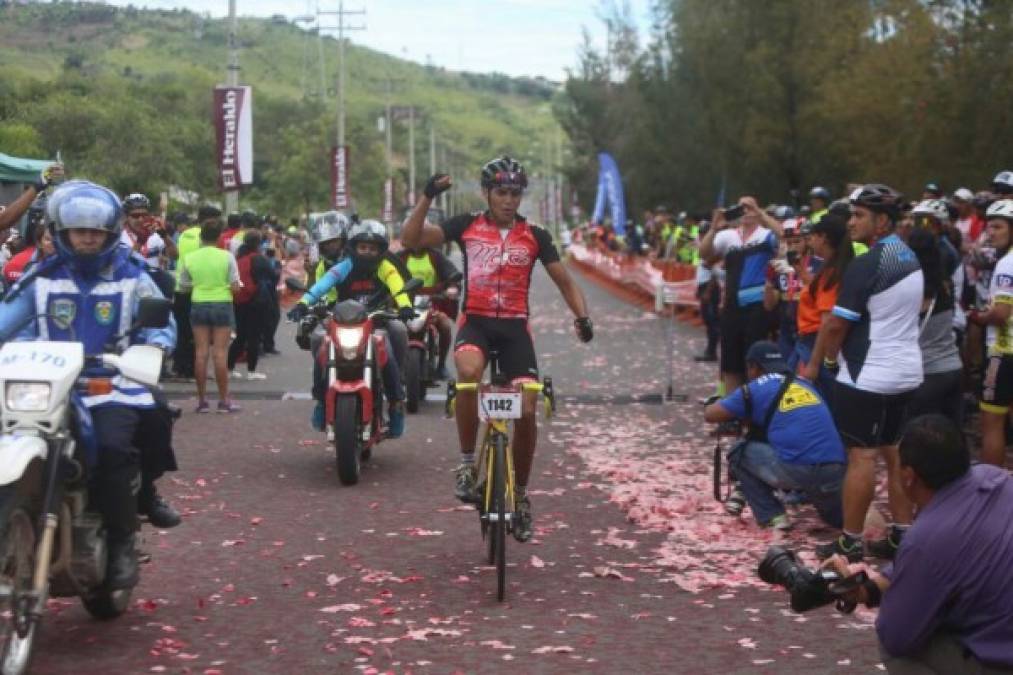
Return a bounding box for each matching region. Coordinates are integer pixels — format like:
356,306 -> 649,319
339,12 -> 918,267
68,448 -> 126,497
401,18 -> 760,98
446,378 -> 556,420
453,381 -> 545,393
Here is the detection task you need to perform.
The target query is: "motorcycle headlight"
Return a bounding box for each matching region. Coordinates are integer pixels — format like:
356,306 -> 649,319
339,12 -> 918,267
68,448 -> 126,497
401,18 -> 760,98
337,328 -> 363,350
336,327 -> 363,360
6,382 -> 51,412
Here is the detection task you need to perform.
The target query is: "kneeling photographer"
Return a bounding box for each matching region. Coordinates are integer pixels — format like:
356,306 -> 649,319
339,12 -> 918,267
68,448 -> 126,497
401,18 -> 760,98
704,341 -> 846,529
821,415 -> 1013,674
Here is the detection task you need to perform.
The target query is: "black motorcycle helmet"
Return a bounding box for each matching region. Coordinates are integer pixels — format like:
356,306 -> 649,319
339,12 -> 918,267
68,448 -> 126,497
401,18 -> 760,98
347,219 -> 388,272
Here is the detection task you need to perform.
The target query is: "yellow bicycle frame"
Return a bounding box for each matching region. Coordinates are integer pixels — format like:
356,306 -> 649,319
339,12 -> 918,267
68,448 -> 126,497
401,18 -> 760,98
449,381 -> 552,515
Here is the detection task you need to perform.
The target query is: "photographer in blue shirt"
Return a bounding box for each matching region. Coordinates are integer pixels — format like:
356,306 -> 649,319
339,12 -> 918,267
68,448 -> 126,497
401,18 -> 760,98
705,341 -> 846,529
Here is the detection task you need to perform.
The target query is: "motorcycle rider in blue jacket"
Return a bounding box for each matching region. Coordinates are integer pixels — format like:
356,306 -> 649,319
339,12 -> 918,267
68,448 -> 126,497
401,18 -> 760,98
0,181 -> 176,589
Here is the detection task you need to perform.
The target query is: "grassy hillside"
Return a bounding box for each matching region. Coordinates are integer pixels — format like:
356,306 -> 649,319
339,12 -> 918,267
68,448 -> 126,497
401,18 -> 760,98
0,2 -> 562,216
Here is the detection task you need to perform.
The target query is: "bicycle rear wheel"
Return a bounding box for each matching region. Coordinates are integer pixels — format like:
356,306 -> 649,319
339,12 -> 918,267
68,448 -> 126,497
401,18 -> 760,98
491,433 -> 507,601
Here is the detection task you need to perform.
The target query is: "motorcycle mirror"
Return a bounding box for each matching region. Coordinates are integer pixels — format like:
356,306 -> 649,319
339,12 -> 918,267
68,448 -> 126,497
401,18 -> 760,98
285,277 -> 308,292
134,297 -> 172,329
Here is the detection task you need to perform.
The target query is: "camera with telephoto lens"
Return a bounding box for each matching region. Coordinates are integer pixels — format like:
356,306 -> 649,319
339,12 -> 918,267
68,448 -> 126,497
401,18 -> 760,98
758,546 -> 867,614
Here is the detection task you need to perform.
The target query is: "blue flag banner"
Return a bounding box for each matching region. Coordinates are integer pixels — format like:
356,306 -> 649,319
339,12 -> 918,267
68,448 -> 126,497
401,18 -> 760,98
591,152 -> 627,237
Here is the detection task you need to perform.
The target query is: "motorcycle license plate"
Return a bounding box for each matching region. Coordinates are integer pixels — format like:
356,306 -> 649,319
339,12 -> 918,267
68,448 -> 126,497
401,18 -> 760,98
479,392 -> 522,420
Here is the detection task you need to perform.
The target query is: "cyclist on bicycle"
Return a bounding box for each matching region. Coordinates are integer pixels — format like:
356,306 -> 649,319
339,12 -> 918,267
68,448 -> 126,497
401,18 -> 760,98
402,156 -> 593,542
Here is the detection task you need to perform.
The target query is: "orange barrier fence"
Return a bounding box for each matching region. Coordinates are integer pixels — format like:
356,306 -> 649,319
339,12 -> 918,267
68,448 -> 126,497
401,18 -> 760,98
568,243 -> 702,323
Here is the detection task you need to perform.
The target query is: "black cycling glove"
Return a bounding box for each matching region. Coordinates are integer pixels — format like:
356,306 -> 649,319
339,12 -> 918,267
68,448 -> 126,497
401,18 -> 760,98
575,317 -> 594,343
424,174 -> 451,200
287,303 -> 309,322
398,307 -> 416,324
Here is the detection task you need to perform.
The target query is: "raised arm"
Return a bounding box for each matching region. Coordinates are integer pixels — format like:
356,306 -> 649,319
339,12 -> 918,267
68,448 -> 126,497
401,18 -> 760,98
402,174 -> 452,250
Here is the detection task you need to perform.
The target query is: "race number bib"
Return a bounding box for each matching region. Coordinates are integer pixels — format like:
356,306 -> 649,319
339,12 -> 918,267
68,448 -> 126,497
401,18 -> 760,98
479,391 -> 522,420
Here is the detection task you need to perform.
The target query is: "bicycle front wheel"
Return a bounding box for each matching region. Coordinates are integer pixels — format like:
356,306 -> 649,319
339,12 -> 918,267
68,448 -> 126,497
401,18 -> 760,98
491,433 -> 507,601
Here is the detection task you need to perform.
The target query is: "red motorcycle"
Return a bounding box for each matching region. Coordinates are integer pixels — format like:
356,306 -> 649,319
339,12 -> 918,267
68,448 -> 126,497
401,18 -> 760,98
289,278 -> 421,485
404,279 -> 460,413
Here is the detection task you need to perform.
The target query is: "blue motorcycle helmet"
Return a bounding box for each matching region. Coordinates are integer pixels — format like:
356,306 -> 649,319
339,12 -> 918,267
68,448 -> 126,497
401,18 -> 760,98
46,180 -> 125,275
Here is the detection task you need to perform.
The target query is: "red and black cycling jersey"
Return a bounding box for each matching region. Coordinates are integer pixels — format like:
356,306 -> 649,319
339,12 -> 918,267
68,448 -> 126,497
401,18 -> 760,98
440,212 -> 560,319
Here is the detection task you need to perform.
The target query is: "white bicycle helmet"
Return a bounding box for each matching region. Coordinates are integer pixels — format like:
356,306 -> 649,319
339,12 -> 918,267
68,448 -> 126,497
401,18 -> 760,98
986,199 -> 1013,222
992,171 -> 1013,194
912,199 -> 949,223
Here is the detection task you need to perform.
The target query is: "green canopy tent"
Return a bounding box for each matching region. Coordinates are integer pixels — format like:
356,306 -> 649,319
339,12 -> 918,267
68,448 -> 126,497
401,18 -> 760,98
0,153 -> 55,236
0,152 -> 53,184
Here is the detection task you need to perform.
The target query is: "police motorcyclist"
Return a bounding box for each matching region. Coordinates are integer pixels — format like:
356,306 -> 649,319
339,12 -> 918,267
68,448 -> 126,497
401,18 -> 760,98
288,220 -> 412,437
0,181 -> 177,589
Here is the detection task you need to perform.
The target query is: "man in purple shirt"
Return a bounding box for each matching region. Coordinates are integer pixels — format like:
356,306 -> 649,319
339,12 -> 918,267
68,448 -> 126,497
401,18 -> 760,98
826,415 -> 1013,673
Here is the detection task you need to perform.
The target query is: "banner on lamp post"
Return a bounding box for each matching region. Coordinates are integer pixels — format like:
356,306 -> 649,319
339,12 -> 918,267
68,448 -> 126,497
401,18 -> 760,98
213,85 -> 254,191
382,178 -> 394,223
332,146 -> 350,209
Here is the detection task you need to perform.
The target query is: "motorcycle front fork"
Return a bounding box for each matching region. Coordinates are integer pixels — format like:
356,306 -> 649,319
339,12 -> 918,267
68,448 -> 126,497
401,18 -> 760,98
326,340 -> 375,444
24,443 -> 68,628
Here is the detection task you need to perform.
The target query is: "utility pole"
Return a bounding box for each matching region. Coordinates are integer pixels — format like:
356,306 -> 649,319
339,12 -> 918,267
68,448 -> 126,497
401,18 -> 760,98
318,1 -> 364,210
385,92 -> 393,180
408,106 -> 416,204
225,0 -> 240,214
439,145 -> 448,213
429,125 -> 436,175
318,1 -> 365,149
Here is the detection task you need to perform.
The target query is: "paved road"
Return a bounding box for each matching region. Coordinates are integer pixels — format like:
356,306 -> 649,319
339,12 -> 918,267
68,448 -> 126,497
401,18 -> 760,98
29,264 -> 883,674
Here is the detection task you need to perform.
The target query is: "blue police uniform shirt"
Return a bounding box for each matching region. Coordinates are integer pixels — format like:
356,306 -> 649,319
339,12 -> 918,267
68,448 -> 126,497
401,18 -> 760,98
719,373 -> 845,464
0,246 -> 176,409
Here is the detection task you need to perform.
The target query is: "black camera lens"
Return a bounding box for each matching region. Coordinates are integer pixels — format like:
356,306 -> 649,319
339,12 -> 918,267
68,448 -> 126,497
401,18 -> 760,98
758,546 -> 799,585
758,546 -> 840,613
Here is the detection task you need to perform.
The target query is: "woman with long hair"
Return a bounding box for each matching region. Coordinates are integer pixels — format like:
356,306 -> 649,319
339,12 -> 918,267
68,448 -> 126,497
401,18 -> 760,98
795,212 -> 855,400
906,227 -> 963,427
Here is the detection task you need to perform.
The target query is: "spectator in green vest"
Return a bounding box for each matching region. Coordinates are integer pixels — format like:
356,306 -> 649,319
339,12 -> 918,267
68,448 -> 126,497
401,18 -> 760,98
178,213 -> 242,413
171,211 -> 202,379
809,186 -> 831,223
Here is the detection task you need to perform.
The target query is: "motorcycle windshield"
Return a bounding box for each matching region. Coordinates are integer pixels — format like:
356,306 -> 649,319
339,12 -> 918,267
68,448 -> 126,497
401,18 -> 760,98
332,299 -> 368,324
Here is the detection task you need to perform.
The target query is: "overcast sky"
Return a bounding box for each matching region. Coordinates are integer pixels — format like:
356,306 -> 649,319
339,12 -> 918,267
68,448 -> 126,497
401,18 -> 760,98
100,0 -> 654,80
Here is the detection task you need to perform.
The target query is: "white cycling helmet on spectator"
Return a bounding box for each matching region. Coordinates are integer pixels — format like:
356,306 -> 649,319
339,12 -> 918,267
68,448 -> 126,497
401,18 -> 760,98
986,199 -> 1013,223
774,205 -> 796,220
912,199 -> 950,223
992,171 -> 1013,196
782,216 -> 803,236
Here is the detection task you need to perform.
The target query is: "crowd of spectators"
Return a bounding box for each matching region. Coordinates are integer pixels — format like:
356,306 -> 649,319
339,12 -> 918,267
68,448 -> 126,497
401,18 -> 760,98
574,172 -> 1013,671
692,173 -> 1013,673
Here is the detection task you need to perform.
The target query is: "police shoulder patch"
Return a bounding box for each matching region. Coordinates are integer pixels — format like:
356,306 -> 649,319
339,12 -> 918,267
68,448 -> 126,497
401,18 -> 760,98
49,298 -> 77,330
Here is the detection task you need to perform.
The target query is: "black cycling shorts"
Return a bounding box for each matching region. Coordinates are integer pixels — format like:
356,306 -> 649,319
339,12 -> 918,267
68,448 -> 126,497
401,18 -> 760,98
719,303 -> 770,376
832,382 -> 913,448
454,314 -> 538,381
980,354 -> 1013,414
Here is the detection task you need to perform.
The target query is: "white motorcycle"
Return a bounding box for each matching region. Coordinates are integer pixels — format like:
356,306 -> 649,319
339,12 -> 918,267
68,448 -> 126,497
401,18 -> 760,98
0,298 -> 170,674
